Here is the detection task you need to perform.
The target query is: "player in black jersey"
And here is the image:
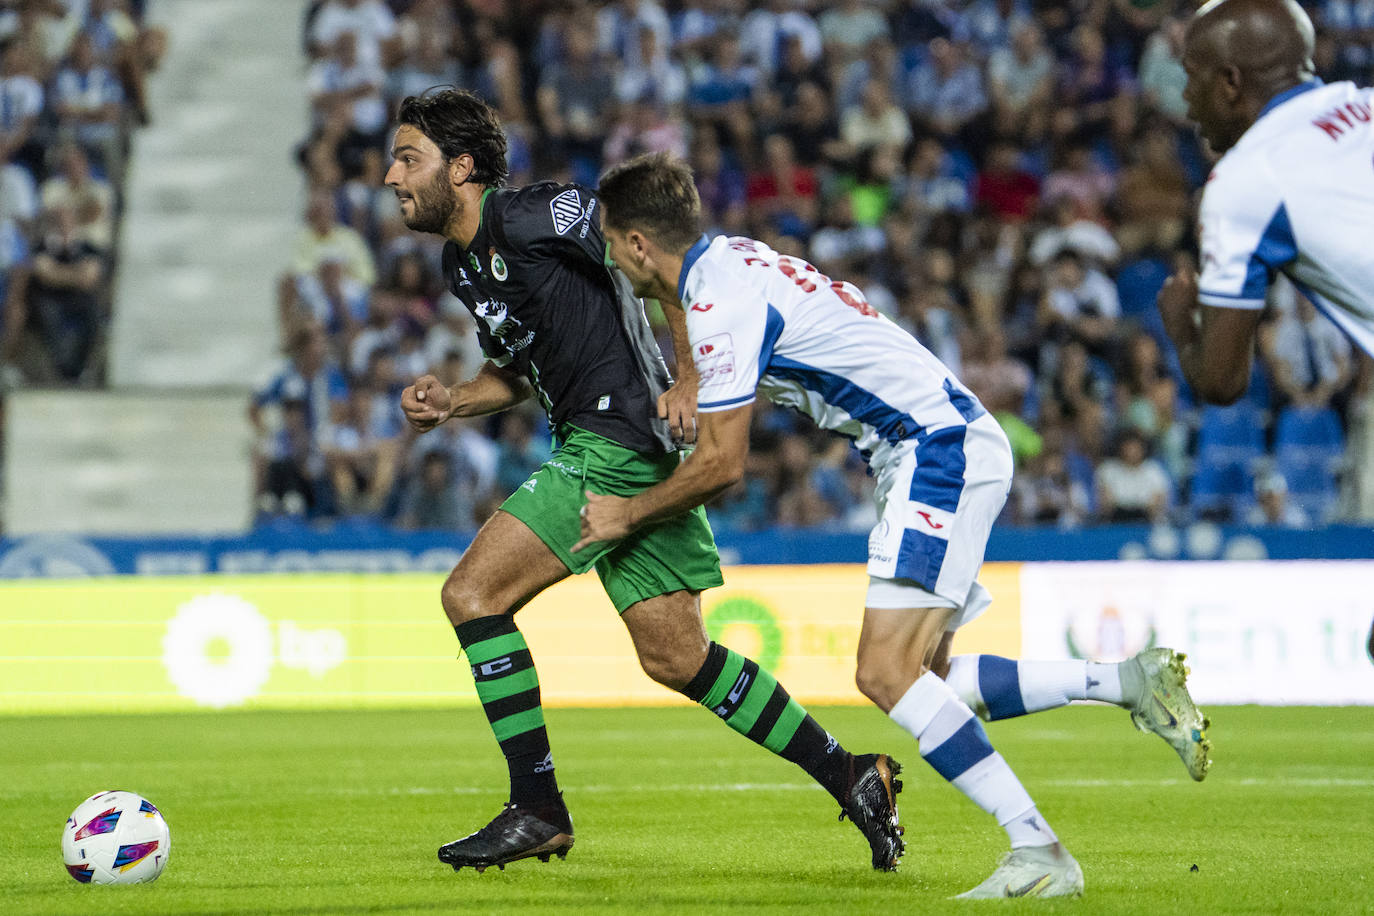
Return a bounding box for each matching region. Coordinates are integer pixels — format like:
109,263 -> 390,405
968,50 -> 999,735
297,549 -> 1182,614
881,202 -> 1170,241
386,89 -> 904,873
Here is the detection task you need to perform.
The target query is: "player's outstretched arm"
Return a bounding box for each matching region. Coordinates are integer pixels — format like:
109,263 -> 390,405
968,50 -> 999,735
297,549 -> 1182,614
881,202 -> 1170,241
400,364 -> 533,432
572,402 -> 753,553
1158,271 -> 1263,405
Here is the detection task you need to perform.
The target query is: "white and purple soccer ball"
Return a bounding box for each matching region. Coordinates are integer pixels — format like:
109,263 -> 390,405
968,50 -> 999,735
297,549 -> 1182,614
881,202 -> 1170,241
61,790 -> 171,885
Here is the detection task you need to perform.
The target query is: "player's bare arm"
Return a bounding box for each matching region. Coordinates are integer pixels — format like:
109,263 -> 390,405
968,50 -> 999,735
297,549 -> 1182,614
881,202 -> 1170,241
400,363 -> 533,432
657,302 -> 699,444
1157,270 -> 1264,405
572,402 -> 752,552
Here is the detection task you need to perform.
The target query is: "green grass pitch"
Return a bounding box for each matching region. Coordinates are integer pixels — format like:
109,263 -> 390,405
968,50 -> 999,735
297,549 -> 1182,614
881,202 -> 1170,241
3,704 -> 1370,915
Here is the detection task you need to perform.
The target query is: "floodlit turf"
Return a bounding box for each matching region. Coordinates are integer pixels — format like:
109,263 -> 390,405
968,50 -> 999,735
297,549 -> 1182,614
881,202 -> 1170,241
3,704 -> 1370,915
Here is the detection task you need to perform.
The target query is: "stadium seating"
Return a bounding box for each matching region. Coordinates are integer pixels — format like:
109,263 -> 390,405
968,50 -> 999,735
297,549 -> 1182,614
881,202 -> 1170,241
1274,406 -> 1346,523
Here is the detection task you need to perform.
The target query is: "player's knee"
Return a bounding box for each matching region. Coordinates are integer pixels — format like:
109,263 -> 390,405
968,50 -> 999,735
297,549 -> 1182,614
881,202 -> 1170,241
439,573 -> 486,625
637,641 -> 702,691
855,662 -> 900,712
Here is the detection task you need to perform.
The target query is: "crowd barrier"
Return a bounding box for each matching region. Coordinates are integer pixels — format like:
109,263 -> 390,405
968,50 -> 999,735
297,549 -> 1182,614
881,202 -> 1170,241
2,560 -> 1369,713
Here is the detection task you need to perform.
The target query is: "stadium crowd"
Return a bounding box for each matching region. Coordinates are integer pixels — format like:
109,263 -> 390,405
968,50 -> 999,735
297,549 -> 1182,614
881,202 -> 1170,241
255,2 -> 1373,530
0,0 -> 162,387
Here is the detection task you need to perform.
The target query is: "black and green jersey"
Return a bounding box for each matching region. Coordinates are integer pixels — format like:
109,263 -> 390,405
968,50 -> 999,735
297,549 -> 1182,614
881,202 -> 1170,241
441,181 -> 675,455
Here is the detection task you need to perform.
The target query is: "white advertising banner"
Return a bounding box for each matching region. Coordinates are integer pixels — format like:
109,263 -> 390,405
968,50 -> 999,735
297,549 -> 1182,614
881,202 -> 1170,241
1020,562 -> 1374,705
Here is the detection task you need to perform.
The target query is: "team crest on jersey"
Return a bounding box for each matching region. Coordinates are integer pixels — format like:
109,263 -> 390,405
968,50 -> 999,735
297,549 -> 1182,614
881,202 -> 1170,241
549,188 -> 583,235
489,248 -> 508,281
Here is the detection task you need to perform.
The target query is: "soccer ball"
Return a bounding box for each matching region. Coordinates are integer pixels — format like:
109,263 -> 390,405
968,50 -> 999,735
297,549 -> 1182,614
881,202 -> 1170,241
61,790 -> 171,885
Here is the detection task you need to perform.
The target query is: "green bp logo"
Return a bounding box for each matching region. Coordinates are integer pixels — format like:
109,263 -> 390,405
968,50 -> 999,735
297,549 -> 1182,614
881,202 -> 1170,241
490,250 -> 508,281
705,596 -> 783,672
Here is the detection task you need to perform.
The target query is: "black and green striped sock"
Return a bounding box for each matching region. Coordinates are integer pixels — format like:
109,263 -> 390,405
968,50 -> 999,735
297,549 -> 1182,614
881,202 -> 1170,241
682,641 -> 852,803
455,615 -> 558,806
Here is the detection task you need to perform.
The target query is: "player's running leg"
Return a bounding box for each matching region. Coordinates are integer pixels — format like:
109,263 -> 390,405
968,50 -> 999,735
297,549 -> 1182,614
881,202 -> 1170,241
858,605 -> 1083,899
942,649 -> 1212,781
435,510 -> 575,873
621,591 -> 905,871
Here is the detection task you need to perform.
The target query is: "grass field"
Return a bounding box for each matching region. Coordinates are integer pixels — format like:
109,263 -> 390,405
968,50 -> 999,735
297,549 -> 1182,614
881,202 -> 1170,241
3,704 -> 1370,915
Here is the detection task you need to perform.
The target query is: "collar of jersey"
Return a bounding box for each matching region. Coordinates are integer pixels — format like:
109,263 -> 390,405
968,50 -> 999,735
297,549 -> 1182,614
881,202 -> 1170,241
1256,77 -> 1325,121
462,187 -> 495,255
677,234 -> 711,302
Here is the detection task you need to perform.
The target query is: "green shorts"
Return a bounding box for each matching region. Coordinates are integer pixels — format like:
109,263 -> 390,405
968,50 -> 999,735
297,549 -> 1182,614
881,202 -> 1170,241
499,425 -> 724,613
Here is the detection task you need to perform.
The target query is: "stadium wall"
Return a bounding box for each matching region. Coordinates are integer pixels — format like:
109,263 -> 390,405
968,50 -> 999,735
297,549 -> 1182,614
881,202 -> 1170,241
2,556 -> 1370,713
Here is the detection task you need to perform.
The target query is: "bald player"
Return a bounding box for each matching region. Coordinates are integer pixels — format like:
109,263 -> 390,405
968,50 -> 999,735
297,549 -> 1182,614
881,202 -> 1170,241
1159,0 -> 1374,660
1159,0 -> 1374,400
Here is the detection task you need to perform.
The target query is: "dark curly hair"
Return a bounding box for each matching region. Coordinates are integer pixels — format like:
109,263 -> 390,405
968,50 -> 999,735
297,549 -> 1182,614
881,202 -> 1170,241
396,88 -> 509,188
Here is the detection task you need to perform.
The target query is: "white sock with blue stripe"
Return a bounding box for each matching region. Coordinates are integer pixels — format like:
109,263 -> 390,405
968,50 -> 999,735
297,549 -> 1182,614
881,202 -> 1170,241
890,672 -> 1058,848
946,655 -> 1126,721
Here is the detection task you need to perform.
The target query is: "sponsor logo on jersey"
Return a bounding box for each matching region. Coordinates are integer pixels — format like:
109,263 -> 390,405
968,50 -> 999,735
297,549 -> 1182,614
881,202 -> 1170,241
550,188 -> 584,235
691,301 -> 714,312
916,510 -> 944,530
468,252 -> 481,273
693,333 -> 735,386
521,478 -> 538,493
490,248 -> 508,281
597,395 -> 611,410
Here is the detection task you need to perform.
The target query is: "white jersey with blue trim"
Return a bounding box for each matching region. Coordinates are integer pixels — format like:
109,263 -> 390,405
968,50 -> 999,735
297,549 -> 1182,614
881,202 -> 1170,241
680,234 -> 987,469
1198,79 -> 1374,356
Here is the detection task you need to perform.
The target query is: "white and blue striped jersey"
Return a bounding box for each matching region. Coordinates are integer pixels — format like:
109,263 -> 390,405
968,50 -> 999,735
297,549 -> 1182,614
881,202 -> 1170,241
1198,79 -> 1374,356
681,234 -> 987,472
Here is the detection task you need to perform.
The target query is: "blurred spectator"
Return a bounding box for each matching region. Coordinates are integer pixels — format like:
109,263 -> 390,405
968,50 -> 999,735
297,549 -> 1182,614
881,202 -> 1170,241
906,37 -> 987,144
0,41 -> 45,180
781,80 -> 847,168
494,408 -> 552,498
39,143 -> 114,253
1055,25 -> 1121,134
26,204 -> 104,382
955,0 -> 1032,57
50,32 -> 126,174
840,76 -> 912,156
986,19 -> 1054,137
974,141 -> 1039,223
1245,469 -> 1311,528
387,25 -> 462,108
746,133 -> 819,238
322,383 -> 401,516
0,212 -> 30,386
536,18 -> 614,184
1040,248 -> 1120,358
308,0 -> 400,69
690,128 -> 748,235
817,0 -> 890,65
686,33 -> 759,152
1028,195 -> 1120,268
249,323 -> 349,494
1013,443 -> 1090,527
1114,329 -> 1186,480
740,0 -> 821,77
603,96 -> 688,166
1137,14 -> 1188,123
396,450 -> 469,530
1112,125 -> 1190,256
961,327 -> 1040,467
1094,428 -> 1171,524
291,189 -> 377,287
1262,294 -> 1355,411
257,396 -> 331,519
613,21 -> 687,106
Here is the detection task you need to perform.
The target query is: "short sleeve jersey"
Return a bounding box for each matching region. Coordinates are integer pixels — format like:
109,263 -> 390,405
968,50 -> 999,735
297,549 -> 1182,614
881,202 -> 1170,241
440,182 -> 674,454
1198,79 -> 1374,357
680,234 -> 986,470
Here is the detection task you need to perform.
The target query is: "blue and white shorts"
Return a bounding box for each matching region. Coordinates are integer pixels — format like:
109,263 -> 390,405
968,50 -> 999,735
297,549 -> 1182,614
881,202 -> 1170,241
864,413 -> 1013,629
